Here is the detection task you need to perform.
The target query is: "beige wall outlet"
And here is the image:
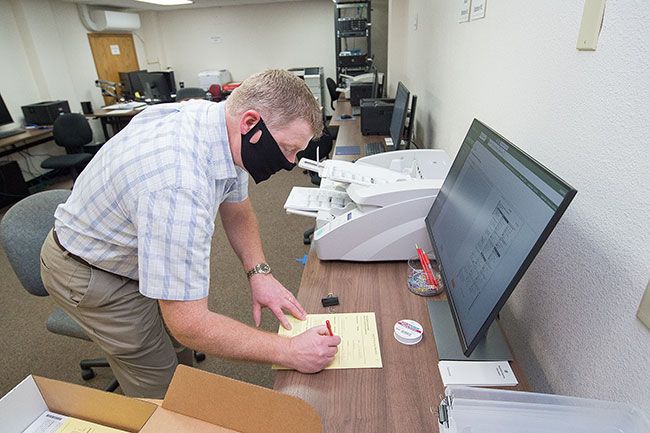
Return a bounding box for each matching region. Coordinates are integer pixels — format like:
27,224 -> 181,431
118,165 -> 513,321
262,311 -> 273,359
637,279 -> 650,330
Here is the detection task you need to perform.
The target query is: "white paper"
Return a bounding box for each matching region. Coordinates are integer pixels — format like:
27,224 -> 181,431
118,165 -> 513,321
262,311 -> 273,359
438,360 -> 518,387
469,0 -> 486,21
459,0 -> 471,23
110,44 -> 120,55
22,411 -> 68,433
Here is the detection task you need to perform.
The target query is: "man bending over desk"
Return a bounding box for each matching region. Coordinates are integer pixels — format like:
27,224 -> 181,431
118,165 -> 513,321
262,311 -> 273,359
40,70 -> 341,398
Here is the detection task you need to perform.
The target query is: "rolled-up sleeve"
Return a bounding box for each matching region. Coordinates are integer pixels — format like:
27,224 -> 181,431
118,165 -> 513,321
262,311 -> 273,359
135,188 -> 214,300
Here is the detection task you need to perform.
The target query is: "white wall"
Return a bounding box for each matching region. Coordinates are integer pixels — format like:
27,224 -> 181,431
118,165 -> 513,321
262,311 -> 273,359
138,1 -> 335,97
388,1 -> 650,408
1,0 -> 106,180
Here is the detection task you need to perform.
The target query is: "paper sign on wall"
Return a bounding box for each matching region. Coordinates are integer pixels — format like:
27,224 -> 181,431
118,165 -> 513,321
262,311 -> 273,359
470,0 -> 487,20
459,0 -> 471,23
110,44 -> 120,55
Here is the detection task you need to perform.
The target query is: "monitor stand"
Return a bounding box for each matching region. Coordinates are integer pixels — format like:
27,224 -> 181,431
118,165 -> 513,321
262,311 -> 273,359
427,301 -> 513,361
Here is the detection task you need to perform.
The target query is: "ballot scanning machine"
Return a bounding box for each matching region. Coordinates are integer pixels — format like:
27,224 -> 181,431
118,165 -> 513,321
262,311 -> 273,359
284,149 -> 451,261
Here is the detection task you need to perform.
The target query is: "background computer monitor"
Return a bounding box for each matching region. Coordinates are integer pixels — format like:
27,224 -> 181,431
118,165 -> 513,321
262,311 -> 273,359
134,71 -> 176,102
0,94 -> 14,127
119,70 -> 146,99
425,119 -> 576,357
389,82 -> 410,149
371,67 -> 379,99
404,94 -> 417,149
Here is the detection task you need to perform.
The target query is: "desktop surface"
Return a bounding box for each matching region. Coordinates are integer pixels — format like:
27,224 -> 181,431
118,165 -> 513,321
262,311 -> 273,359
273,251 -> 529,433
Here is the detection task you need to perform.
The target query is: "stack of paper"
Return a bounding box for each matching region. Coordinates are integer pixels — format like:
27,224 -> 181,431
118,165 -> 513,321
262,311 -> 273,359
438,360 -> 518,387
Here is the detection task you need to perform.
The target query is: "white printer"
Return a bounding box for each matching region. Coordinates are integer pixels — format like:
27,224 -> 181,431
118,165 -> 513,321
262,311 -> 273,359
284,149 -> 451,261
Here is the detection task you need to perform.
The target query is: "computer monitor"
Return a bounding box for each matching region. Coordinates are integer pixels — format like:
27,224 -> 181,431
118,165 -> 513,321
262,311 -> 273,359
371,68 -> 379,99
0,93 -> 14,127
404,94 -> 417,149
136,71 -> 176,102
119,70 -> 146,99
389,82 -> 410,150
425,119 -> 576,359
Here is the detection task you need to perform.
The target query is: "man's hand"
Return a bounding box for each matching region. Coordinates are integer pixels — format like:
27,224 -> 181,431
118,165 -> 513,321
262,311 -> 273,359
250,274 -> 306,329
285,326 -> 341,373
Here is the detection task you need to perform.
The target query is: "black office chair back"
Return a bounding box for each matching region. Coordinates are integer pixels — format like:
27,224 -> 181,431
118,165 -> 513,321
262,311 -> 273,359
0,190 -> 71,297
53,114 -> 93,154
176,87 -> 207,101
326,77 -> 341,110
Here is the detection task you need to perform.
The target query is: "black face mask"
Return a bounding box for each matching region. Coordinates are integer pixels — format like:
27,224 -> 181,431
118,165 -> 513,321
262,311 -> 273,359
240,118 -> 295,184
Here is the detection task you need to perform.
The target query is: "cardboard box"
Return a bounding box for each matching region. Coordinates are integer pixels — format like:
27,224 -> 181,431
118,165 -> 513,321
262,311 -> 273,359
1,365 -> 322,433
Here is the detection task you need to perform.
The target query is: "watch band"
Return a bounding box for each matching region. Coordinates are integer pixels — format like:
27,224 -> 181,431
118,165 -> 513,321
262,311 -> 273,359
246,262 -> 271,279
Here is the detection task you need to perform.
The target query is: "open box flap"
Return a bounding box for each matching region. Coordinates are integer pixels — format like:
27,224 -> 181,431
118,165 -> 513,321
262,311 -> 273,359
0,376 -> 48,433
162,365 -> 323,433
33,376 -> 158,432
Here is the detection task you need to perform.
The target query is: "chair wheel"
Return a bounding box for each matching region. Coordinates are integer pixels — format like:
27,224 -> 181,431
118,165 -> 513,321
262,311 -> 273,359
81,368 -> 95,380
194,351 -> 206,362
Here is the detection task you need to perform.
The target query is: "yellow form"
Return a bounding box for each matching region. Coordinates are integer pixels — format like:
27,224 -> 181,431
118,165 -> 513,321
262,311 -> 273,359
274,312 -> 383,370
57,418 -> 129,433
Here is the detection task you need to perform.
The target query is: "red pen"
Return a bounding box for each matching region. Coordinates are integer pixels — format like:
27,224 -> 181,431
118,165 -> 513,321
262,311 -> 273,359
326,320 -> 334,336
415,244 -> 439,288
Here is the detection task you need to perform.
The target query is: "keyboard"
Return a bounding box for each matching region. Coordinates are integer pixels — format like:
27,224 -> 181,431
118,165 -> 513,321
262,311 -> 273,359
365,142 -> 384,155
0,128 -> 25,139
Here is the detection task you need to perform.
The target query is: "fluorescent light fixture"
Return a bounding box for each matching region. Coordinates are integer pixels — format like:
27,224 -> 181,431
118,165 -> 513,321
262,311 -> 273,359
135,0 -> 193,5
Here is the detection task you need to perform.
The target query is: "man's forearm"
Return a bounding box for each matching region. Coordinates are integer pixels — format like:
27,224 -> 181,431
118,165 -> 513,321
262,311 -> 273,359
162,300 -> 290,366
220,200 -> 266,270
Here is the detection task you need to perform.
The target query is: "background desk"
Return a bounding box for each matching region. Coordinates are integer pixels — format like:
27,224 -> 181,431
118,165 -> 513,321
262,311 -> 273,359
90,108 -> 142,140
274,105 -> 530,432
328,99 -> 384,161
0,129 -> 53,159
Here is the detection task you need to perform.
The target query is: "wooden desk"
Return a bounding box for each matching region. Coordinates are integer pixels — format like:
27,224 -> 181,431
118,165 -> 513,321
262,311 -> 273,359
0,128 -> 54,158
274,105 -> 530,432
328,100 -> 384,161
91,107 -> 143,140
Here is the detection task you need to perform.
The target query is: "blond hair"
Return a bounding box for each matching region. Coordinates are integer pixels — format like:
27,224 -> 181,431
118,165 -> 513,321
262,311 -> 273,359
226,69 -> 323,138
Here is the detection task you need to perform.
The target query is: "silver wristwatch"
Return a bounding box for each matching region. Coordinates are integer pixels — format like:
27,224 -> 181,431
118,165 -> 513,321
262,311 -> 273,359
246,262 -> 271,279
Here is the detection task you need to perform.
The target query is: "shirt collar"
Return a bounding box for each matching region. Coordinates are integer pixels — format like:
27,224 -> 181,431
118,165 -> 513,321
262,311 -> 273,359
205,100 -> 237,180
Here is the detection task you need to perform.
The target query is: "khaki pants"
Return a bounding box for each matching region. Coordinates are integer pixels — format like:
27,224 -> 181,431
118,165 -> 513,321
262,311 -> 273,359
40,230 -> 193,398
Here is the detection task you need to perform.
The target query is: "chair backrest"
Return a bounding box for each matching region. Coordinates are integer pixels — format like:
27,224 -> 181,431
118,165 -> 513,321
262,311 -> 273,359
176,87 -> 207,101
53,113 -> 93,154
208,84 -> 222,102
0,190 -> 71,297
326,77 -> 341,110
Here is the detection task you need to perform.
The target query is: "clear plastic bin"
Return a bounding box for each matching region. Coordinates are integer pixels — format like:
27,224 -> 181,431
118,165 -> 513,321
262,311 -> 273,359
439,386 -> 650,433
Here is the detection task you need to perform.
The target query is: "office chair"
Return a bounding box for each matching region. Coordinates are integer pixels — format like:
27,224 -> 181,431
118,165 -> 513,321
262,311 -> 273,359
0,190 -> 119,392
208,84 -> 223,102
326,77 -> 341,111
176,87 -> 207,101
41,114 -> 98,182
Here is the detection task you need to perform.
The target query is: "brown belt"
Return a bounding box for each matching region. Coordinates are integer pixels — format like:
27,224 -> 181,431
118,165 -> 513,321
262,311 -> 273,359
52,230 -> 96,270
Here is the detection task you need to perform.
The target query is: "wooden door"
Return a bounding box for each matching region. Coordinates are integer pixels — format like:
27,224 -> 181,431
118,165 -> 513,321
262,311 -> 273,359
88,33 -> 140,105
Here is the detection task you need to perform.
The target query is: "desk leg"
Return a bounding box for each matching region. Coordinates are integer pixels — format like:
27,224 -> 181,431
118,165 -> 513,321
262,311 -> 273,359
100,118 -> 109,141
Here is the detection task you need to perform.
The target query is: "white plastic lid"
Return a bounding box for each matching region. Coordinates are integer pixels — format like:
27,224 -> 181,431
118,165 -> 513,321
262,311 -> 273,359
394,319 -> 423,345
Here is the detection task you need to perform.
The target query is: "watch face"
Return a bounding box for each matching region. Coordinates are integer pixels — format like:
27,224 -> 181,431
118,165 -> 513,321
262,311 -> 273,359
258,263 -> 271,273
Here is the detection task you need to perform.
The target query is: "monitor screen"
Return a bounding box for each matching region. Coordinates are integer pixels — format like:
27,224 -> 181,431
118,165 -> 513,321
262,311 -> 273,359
0,93 -> 14,127
425,119 -> 576,356
389,82 -> 410,149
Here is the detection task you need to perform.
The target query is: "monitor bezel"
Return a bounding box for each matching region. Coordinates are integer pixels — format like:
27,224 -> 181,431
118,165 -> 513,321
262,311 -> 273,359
426,118 -> 577,356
